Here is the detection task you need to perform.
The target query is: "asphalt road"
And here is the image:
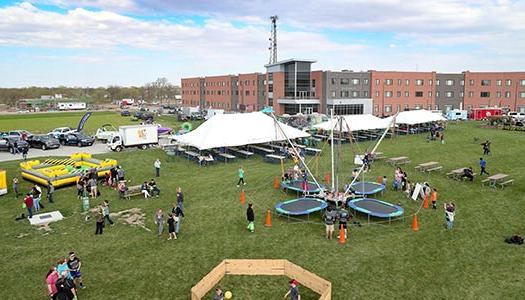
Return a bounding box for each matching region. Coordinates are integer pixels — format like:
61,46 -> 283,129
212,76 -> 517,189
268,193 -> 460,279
0,142 -> 111,162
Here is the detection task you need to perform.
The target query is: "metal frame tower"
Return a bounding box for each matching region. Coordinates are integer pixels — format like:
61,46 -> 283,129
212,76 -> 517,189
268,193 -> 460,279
268,15 -> 278,64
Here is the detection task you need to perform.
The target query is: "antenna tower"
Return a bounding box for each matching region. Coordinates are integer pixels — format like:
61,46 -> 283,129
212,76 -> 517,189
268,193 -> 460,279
268,15 -> 278,64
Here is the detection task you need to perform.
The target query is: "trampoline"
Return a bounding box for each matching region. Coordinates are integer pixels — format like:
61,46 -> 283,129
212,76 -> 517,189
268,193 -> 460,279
349,181 -> 385,195
347,198 -> 404,219
280,180 -> 324,194
275,198 -> 327,216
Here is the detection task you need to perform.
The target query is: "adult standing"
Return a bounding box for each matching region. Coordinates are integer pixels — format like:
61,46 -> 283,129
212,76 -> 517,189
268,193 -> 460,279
95,206 -> 104,235
154,158 -> 161,177
176,187 -> 184,214
323,206 -> 337,240
444,202 -> 456,230
246,203 -> 255,233
47,181 -> 55,203
284,279 -> 301,300
236,166 -> 246,187
22,146 -> 28,160
117,166 -> 125,182
154,209 -> 164,236
479,158 -> 489,176
12,177 -> 19,199
481,140 -> 491,155
32,185 -> 43,212
24,193 -> 34,218
172,204 -> 184,235
88,177 -> 97,199
102,200 -> 114,226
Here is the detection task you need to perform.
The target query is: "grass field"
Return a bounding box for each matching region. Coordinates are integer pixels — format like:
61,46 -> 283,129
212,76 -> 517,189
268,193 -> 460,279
0,115 -> 524,300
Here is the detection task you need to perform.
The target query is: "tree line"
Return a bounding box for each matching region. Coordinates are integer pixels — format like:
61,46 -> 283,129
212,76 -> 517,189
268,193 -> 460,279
0,78 -> 180,106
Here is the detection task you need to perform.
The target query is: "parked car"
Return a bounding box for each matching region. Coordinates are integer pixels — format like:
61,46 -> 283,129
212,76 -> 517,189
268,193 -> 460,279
190,112 -> 204,120
58,132 -> 94,147
134,111 -> 154,121
7,130 -> 33,140
95,124 -> 118,141
27,135 -> 60,150
0,137 -> 29,152
121,110 -> 131,117
49,127 -> 77,139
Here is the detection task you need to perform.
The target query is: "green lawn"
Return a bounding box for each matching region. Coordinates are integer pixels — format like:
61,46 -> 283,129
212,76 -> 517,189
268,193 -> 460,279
0,118 -> 524,299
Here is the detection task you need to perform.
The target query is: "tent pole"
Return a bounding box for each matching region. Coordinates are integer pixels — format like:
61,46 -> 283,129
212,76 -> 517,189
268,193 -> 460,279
330,109 -> 335,192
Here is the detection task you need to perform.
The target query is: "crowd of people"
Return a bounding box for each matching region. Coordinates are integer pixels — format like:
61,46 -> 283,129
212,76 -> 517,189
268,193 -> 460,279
45,251 -> 85,300
153,187 -> 185,240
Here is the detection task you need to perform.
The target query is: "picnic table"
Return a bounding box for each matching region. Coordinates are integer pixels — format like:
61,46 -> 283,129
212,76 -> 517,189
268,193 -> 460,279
482,173 -> 514,188
387,156 -> 410,166
447,167 -> 469,180
216,152 -> 236,163
305,147 -> 322,156
372,152 -> 385,160
415,161 -> 443,172
248,145 -> 275,155
314,134 -> 329,140
184,151 -> 199,161
229,147 -> 254,159
264,154 -> 286,164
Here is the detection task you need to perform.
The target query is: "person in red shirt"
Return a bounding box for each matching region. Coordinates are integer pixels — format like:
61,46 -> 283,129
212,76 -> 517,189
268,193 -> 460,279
24,193 -> 34,218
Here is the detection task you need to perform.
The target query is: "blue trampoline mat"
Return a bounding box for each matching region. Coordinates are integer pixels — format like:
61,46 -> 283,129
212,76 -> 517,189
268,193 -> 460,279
275,198 -> 327,215
280,180 -> 324,193
348,198 -> 403,218
349,181 -> 385,195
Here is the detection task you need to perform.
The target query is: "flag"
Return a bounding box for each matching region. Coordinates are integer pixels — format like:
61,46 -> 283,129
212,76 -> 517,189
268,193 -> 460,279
77,112 -> 92,132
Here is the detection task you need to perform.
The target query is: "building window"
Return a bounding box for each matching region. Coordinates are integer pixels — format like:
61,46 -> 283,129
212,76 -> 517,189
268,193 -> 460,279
481,80 -> 491,86
384,105 -> 392,113
385,79 -> 393,85
404,104 -> 409,110
352,91 -> 359,98
341,91 -> 350,97
405,91 -> 409,97
469,91 -> 473,98
268,84 -> 273,92
245,91 -> 250,96
427,105 -> 432,110
415,91 -> 423,97
351,78 -> 360,85
496,91 -> 501,98
415,79 -> 424,86
375,91 -> 380,97
436,91 -> 440,98
235,90 -> 239,96
311,91 -> 316,97
496,80 -> 502,86
374,105 -> 379,113
397,79 -> 402,86
385,91 -> 393,97
396,104 -> 401,112
436,79 -> 440,86
469,79 -> 474,86
331,91 -> 336,97
480,92 -> 490,97
429,79 -> 433,86
520,92 -> 525,98
363,79 -> 369,85
363,91 -> 369,97
445,79 -> 454,86
331,78 -> 336,85
415,104 -> 421,109
460,92 -> 464,97
312,79 -> 316,87
405,79 -> 410,86
520,80 -> 525,86
519,106 -> 525,113
375,79 -> 380,85
428,91 -> 432,97
460,80 -> 464,86
506,79 -> 512,86
396,91 -> 401,97
341,78 -> 350,85
445,91 -> 454,98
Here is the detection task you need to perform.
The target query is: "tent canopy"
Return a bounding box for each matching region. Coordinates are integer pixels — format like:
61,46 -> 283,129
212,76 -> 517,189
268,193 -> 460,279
173,112 -> 310,150
313,114 -> 390,132
385,109 -> 446,125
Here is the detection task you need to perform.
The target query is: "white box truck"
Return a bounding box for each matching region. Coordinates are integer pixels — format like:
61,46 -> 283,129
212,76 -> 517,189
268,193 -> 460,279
108,125 -> 158,152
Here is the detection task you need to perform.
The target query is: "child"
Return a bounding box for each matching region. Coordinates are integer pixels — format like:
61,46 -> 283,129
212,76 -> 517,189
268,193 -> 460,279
431,188 -> 438,209
167,214 -> 177,240
246,203 -> 255,233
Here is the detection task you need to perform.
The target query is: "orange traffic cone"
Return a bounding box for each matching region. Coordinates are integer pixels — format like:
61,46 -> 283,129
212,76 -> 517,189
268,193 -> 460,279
324,173 -> 331,185
423,195 -> 429,209
338,224 -> 346,244
274,176 -> 280,189
240,190 -> 246,205
411,214 -> 419,231
264,210 -> 272,227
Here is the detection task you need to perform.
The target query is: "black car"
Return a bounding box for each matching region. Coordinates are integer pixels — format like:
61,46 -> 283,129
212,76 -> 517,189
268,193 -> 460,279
121,110 -> 131,117
59,132 -> 95,147
0,137 -> 29,152
27,135 -> 60,150
134,111 -> 154,121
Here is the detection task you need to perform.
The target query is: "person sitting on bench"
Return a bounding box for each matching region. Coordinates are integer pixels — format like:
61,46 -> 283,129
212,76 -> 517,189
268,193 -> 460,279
148,179 -> 160,197
140,181 -> 151,198
462,167 -> 474,181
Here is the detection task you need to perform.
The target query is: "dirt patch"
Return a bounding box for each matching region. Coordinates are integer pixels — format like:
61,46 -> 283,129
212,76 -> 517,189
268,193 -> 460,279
111,208 -> 151,231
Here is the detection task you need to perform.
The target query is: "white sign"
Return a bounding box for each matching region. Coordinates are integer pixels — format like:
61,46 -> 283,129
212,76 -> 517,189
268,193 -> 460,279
354,154 -> 364,165
412,183 -> 423,201
29,211 -> 64,226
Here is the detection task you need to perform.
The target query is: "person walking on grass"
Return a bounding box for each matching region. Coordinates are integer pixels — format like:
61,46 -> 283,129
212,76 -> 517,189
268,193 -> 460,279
154,158 -> 161,177
246,203 -> 255,233
154,209 -> 164,237
67,252 -> 85,289
47,181 -> 55,203
479,158 -> 489,176
481,140 -> 491,155
176,187 -> 184,213
95,205 -> 104,235
284,279 -> 301,300
236,166 -> 246,187
444,202 -> 456,230
12,177 -> 19,199
24,193 -> 33,219
167,214 -> 177,240
102,200 -> 114,226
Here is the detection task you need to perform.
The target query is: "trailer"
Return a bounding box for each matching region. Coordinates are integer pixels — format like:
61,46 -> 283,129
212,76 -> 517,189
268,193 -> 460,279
57,102 -> 86,110
469,107 -> 503,120
108,125 -> 158,152
446,109 -> 468,121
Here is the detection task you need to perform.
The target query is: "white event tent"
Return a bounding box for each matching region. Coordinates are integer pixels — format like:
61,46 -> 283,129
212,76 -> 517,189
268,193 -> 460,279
385,109 -> 446,125
173,112 -> 310,150
313,114 -> 391,132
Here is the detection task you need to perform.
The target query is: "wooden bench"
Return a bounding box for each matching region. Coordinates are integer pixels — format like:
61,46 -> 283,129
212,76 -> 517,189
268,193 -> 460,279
425,166 -> 443,172
498,179 -> 514,188
264,154 -> 285,164
216,152 -> 236,163
305,147 -> 322,156
229,147 -> 254,159
123,185 -> 143,200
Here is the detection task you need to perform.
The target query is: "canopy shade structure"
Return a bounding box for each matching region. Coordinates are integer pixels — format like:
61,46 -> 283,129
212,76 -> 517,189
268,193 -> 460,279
313,114 -> 391,132
384,109 -> 446,125
173,112 -> 310,150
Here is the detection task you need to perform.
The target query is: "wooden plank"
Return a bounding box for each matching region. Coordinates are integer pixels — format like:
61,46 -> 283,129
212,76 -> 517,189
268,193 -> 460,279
284,261 -> 331,296
224,259 -> 286,276
191,260 -> 226,299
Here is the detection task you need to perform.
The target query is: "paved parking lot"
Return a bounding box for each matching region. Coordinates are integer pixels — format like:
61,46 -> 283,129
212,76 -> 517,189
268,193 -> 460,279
0,142 -> 111,162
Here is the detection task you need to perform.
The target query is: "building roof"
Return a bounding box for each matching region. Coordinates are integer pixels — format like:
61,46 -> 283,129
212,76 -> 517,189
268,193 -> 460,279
264,58 -> 316,68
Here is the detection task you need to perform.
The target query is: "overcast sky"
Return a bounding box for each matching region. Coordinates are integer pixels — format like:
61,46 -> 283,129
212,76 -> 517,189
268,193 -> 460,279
1,0 -> 524,87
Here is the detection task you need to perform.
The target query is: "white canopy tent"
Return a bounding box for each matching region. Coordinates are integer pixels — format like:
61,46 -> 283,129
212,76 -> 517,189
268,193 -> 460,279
173,112 -> 310,150
384,109 -> 446,125
313,114 -> 391,132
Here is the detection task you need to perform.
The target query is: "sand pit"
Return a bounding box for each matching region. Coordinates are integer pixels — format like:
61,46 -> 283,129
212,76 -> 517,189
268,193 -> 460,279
88,207 -> 151,231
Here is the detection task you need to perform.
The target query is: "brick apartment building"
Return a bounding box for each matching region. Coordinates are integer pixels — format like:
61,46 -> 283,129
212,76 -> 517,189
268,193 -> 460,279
181,59 -> 525,115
